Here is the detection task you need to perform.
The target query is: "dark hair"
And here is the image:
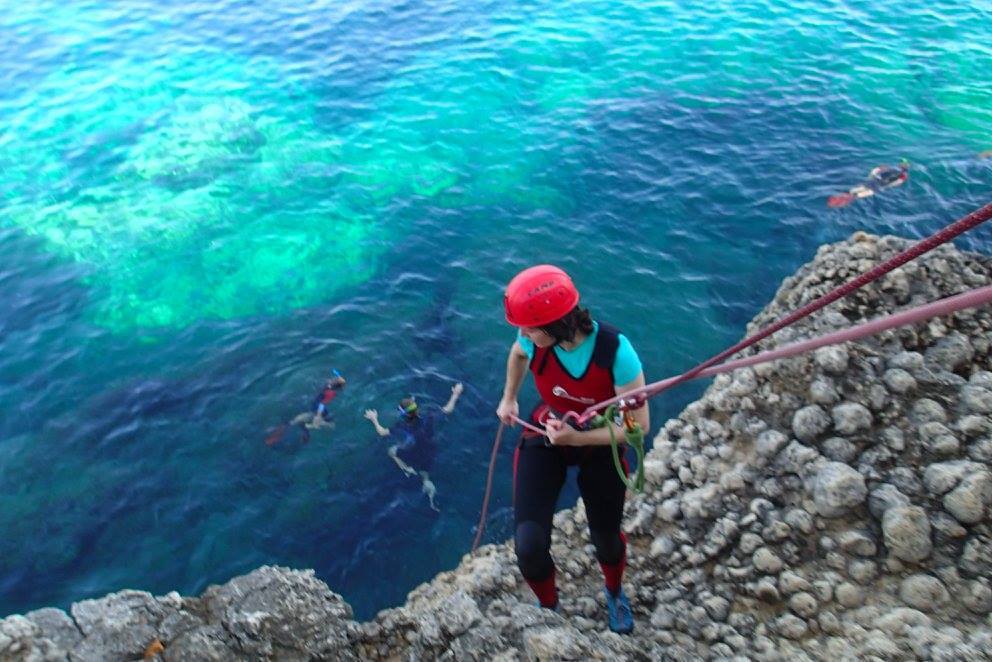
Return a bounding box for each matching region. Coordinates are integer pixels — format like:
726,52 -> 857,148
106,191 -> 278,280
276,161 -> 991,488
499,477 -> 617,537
539,306 -> 593,345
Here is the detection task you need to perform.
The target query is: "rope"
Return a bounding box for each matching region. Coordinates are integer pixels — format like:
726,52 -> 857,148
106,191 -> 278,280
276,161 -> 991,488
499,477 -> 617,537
630,285 -> 992,389
575,200 -> 992,423
471,422 -> 506,552
511,415 -> 546,436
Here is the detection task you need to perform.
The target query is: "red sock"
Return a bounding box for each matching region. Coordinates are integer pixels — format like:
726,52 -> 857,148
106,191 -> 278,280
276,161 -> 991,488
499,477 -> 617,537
599,532 -> 627,595
525,568 -> 558,608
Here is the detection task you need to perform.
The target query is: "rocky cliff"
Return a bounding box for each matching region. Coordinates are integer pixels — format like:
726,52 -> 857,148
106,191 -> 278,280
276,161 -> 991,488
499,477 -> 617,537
3,232 -> 991,661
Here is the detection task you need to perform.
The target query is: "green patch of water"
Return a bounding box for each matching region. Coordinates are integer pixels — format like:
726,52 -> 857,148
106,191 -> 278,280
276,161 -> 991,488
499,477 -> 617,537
3,0 -> 990,338
1,51 -> 383,332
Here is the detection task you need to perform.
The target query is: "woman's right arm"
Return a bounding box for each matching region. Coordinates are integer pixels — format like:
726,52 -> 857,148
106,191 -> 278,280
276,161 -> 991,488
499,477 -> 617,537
496,341 -> 529,424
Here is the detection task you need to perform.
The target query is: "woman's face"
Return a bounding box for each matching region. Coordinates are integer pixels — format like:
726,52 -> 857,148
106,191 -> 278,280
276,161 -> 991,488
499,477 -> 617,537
520,326 -> 555,347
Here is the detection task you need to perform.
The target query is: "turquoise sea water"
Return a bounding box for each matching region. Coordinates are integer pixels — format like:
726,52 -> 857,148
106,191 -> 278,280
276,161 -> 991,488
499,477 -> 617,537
1,0 -> 990,620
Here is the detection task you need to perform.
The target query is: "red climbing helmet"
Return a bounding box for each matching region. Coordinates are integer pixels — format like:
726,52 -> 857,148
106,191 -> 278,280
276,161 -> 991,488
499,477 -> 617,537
504,264 -> 580,327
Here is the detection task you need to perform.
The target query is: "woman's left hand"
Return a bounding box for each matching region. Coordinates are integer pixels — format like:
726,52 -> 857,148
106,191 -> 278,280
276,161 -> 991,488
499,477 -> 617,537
545,416 -> 579,446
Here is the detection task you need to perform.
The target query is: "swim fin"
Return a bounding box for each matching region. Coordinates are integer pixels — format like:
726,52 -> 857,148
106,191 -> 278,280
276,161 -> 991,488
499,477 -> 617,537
264,424 -> 288,447
827,193 -> 854,208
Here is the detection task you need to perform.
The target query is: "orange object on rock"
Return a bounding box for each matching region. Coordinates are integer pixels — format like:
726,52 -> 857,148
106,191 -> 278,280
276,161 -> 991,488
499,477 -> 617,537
143,639 -> 165,659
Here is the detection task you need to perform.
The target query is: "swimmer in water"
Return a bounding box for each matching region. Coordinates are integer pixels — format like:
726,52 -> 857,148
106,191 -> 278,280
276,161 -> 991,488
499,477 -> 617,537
828,160 -> 910,208
265,370 -> 346,447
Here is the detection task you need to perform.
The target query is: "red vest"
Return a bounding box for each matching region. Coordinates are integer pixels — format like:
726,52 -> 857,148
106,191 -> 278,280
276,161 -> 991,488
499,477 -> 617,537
529,322 -> 620,423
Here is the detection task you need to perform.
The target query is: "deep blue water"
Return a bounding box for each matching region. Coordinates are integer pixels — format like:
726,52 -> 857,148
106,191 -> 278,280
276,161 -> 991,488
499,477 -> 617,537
1,0 -> 990,620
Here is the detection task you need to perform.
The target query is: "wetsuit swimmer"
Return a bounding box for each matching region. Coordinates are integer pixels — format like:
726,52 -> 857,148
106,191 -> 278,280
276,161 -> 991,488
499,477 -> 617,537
828,161 -> 909,207
265,371 -> 346,447
290,373 -> 345,435
363,382 -> 463,511
867,163 -> 909,189
496,264 -> 649,634
312,377 -> 346,422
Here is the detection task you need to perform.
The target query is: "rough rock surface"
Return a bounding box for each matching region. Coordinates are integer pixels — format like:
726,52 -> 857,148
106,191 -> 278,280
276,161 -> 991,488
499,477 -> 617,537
3,233 -> 991,661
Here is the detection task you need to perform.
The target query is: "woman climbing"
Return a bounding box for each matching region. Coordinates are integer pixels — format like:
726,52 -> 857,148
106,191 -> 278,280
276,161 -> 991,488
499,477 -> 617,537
495,264 -> 649,634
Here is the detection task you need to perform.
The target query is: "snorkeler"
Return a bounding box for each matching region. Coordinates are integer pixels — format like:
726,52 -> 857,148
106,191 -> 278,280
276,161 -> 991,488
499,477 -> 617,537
363,382 -> 464,511
828,160 -> 910,207
265,370 -> 346,446
297,370 -> 347,428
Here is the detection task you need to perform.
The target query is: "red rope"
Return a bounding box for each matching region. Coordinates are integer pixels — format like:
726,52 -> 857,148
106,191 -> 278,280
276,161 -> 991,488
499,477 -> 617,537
576,200 -> 992,422
472,422 -> 505,552
605,285 -> 992,396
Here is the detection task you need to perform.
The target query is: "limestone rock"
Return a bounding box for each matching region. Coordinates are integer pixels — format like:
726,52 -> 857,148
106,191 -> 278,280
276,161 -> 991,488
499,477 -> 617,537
883,368 -> 917,394
899,575 -> 949,611
756,430 -> 788,458
0,615 -> 63,662
164,625 -> 237,661
815,346 -> 849,375
522,626 -> 592,661
961,385 -> 992,415
943,471 -> 992,524
753,548 -> 784,574
868,484 -> 911,519
923,461 -> 979,496
813,462 -> 867,517
832,402 -> 873,435
24,608 -> 82,653
793,405 -> 831,443
70,590 -> 171,661
925,332 -> 974,371
200,566 -> 354,660
882,506 -> 933,562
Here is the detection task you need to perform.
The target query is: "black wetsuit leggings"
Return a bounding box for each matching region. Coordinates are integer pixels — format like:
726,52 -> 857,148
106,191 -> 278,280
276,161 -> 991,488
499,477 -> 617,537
513,441 -> 627,582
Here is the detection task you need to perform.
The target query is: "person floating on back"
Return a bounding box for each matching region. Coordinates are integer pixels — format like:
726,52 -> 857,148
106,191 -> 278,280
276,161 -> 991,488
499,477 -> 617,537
828,160 -> 909,207
363,382 -> 463,511
265,370 -> 346,446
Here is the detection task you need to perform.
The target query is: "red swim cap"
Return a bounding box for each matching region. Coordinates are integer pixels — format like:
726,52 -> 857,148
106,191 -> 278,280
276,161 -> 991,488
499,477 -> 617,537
504,265 -> 580,327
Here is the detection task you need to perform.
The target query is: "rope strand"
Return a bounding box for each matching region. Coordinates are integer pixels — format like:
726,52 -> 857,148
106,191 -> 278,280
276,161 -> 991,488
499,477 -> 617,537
471,422 -> 506,552
575,201 -> 992,423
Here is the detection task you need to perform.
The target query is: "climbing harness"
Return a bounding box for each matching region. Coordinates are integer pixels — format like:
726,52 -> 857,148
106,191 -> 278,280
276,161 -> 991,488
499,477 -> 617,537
473,201 -> 992,548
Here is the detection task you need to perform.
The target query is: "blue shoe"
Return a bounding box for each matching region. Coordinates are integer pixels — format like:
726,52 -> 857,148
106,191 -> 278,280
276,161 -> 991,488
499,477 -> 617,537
604,588 -> 634,634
